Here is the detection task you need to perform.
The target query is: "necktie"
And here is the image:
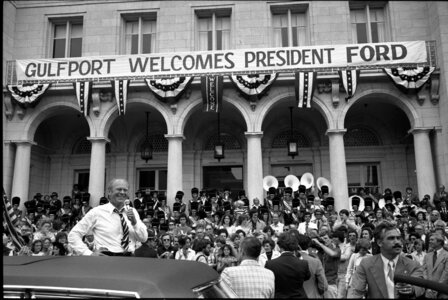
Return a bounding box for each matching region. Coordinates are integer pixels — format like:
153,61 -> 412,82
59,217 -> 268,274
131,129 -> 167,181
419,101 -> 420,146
317,220 -> 321,229
387,260 -> 395,299
305,222 -> 309,233
433,250 -> 438,267
114,208 -> 130,251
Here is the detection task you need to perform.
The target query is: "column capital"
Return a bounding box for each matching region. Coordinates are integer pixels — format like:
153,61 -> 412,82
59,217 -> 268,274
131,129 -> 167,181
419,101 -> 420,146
244,131 -> 263,138
164,134 -> 185,140
87,136 -> 110,143
325,129 -> 347,136
408,127 -> 434,135
10,140 -> 37,146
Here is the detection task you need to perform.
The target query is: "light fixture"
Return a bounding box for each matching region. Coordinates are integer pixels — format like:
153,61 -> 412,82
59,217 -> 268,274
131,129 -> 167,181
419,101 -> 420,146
287,106 -> 298,159
140,111 -> 153,162
214,112 -> 225,161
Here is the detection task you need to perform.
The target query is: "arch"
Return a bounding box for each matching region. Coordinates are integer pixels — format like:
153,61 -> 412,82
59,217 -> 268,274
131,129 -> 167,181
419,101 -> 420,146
176,93 -> 251,135
339,87 -> 420,129
24,100 -> 92,141
344,126 -> 382,146
99,97 -> 172,138
255,89 -> 333,133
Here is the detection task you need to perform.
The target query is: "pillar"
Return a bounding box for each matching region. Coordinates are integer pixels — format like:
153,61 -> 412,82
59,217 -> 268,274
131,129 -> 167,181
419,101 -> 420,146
245,132 -> 264,206
165,134 -> 184,208
327,129 -> 349,212
3,141 -> 15,199
11,140 -> 35,211
411,128 -> 436,199
87,137 -> 109,207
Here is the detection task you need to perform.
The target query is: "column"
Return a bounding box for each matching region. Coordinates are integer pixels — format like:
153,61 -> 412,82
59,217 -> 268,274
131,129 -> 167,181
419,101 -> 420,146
326,129 -> 349,212
3,141 -> 15,199
11,140 -> 35,211
245,132 -> 264,206
87,137 -> 109,207
165,134 -> 184,208
411,128 -> 436,199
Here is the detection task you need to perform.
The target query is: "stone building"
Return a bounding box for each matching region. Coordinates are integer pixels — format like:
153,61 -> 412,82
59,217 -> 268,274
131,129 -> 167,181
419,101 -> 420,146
3,1 -> 448,212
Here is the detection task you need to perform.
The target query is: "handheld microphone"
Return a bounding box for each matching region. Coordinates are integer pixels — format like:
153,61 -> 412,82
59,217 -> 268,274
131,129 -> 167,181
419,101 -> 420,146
124,199 -> 130,211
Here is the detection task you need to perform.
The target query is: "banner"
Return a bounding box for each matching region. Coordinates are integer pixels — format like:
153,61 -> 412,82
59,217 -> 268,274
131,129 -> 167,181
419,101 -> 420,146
145,77 -> 193,104
295,71 -> 316,108
7,84 -> 51,107
201,76 -> 223,112
14,41 -> 428,84
229,74 -> 278,102
339,69 -> 360,101
73,81 -> 92,116
383,67 -> 435,89
111,79 -> 129,115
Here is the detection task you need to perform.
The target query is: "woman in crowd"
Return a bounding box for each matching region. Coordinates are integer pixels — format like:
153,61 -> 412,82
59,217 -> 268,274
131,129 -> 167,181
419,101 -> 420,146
360,227 -> 380,255
416,211 -> 428,228
41,237 -> 53,256
216,244 -> 238,273
51,242 -> 66,256
410,238 -> 426,266
33,220 -> 56,243
175,235 -> 195,261
258,238 -> 280,267
373,208 -> 386,227
218,214 -> 234,235
30,240 -> 45,256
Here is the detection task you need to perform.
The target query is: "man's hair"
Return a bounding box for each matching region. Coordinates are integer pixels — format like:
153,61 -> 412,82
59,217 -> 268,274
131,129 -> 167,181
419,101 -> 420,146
178,235 -> 191,247
240,237 -> 262,259
277,232 -> 298,251
434,220 -> 446,228
106,178 -> 128,193
194,239 -> 210,252
347,229 -> 358,238
297,233 -> 311,250
331,230 -> 345,243
235,229 -> 246,237
217,228 -> 229,237
374,221 -> 398,242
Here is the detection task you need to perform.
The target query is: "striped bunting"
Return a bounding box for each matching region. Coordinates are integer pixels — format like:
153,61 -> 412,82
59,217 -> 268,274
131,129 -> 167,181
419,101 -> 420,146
73,81 -> 92,116
294,71 -> 316,108
229,74 -> 277,102
7,84 -> 51,107
338,69 -> 360,101
111,79 -> 130,115
145,77 -> 193,104
201,75 -> 223,112
384,67 -> 435,90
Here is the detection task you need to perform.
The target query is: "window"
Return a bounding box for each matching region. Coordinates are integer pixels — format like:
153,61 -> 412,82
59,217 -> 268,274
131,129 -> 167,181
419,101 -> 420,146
122,13 -> 157,54
203,166 -> 243,191
271,130 -> 311,148
51,18 -> 83,58
271,4 -> 308,47
346,163 -> 381,192
138,169 -> 167,194
344,127 -> 381,146
350,2 -> 387,43
196,9 -> 231,50
74,170 -> 90,192
204,133 -> 241,150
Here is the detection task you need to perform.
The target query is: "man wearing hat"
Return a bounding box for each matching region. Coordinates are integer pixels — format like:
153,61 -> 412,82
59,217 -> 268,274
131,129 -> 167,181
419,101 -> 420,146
350,196 -> 363,217
50,192 -> 62,211
187,188 -> 199,215
362,197 -> 375,218
265,187 -> 277,211
133,190 -> 144,210
79,193 -> 92,220
297,185 -> 308,209
222,200 -> 233,216
319,185 -> 330,201
324,197 -> 336,215
99,196 -> 109,205
24,195 -> 39,215
202,202 -> 214,225
238,190 -> 250,210
172,202 -> 182,222
59,196 -> 73,219
11,197 -> 23,218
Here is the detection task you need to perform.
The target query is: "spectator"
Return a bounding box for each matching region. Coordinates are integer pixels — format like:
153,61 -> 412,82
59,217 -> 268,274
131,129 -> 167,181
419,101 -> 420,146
52,241 -> 66,256
175,235 -> 195,261
258,238 -> 280,267
345,238 -> 372,296
33,220 -> 56,243
134,229 -> 158,258
42,237 -> 53,256
220,237 -> 275,298
157,233 -> 174,259
422,232 -> 448,298
30,240 -> 45,256
411,238 -> 426,266
216,244 -> 238,273
173,213 -> 192,236
194,239 -> 211,264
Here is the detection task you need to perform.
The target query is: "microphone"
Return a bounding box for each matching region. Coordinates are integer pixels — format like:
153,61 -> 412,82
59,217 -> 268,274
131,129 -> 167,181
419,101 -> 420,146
124,199 -> 130,211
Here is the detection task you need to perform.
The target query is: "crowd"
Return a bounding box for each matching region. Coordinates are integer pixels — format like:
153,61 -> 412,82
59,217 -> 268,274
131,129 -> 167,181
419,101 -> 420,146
3,180 -> 448,298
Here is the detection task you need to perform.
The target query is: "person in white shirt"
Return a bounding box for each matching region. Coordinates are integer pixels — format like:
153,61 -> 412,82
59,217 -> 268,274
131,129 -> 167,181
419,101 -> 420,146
298,211 -> 318,235
258,238 -> 281,267
410,239 -> 426,266
175,235 -> 196,260
68,178 -> 148,256
345,238 -> 372,295
271,212 -> 284,237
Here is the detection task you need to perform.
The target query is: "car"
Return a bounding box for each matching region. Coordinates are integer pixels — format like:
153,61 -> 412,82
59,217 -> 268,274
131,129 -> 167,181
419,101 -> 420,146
3,256 -> 238,298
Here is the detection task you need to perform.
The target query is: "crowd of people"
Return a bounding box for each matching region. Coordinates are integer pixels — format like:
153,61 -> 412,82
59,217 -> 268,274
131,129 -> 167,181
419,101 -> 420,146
3,180 -> 448,298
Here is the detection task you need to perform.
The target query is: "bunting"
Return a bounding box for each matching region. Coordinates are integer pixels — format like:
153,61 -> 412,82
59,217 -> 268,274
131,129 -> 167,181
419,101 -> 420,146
229,74 -> 277,102
339,69 -> 360,101
3,191 -> 25,253
145,77 -> 193,104
7,84 -> 51,108
384,67 -> 435,90
111,79 -> 129,115
201,75 -> 223,112
294,71 -> 316,108
73,81 -> 92,116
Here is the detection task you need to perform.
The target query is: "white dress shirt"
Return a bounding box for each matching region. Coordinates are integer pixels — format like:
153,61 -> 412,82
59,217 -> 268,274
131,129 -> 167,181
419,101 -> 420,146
380,254 -> 399,299
68,202 -> 148,255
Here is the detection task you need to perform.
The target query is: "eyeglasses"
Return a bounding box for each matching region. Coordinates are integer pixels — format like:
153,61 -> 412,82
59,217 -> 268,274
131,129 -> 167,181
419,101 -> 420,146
163,239 -> 170,242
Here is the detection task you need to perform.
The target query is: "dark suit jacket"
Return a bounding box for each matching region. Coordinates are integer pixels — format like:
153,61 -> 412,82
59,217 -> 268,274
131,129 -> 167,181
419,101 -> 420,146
347,254 -> 425,298
134,244 -> 158,258
265,252 -> 311,298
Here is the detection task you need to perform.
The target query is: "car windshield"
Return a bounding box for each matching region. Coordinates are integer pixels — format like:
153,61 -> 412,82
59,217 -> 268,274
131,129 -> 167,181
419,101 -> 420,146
193,279 -> 238,298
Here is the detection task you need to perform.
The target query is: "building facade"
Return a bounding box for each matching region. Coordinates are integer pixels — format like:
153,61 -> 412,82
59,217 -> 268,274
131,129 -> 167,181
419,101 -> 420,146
3,0 -> 448,212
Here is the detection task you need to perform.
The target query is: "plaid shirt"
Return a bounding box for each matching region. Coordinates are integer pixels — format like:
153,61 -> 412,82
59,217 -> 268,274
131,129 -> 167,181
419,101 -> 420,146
220,259 -> 275,298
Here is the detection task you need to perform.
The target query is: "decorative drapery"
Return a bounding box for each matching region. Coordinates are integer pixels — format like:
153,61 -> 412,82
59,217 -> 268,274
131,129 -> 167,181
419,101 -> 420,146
384,67 -> 435,90
145,77 -> 193,104
229,74 -> 278,102
294,71 -> 316,108
6,84 -> 51,108
201,76 -> 224,113
338,69 -> 360,101
73,81 -> 92,116
111,79 -> 129,115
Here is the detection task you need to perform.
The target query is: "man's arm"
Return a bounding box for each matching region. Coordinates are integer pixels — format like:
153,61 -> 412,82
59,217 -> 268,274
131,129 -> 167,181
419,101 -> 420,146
68,209 -> 96,256
312,239 -> 340,258
128,207 -> 148,242
340,243 -> 353,261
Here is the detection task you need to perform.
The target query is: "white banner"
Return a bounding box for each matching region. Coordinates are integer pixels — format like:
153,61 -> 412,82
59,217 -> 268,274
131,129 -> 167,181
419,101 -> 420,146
15,41 -> 428,83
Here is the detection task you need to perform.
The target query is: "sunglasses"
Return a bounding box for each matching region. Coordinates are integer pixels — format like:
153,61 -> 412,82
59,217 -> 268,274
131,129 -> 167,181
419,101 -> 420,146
163,239 -> 170,242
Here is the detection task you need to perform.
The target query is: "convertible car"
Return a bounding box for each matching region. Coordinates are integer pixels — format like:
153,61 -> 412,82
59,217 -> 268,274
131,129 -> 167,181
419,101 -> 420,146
3,256 -> 237,298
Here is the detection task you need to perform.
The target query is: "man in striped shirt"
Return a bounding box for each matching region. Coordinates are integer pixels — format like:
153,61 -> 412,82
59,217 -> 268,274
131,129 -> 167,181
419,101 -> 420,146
220,237 -> 275,298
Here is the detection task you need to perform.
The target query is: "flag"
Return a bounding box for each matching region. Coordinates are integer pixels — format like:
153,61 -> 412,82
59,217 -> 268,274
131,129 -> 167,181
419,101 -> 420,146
339,69 -> 360,101
384,67 -> 435,90
73,81 -> 92,116
2,191 -> 25,252
7,83 -> 51,108
145,77 -> 193,104
229,73 -> 278,102
294,71 -> 316,108
201,75 -> 223,112
111,79 -> 130,115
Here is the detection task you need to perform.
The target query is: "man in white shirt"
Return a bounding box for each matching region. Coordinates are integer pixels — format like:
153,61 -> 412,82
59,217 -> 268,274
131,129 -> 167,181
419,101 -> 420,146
298,212 -> 317,235
271,212 -> 284,237
68,178 -> 148,256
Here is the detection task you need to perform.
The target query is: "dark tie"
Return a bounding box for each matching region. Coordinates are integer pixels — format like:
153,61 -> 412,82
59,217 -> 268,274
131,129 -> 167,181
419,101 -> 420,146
317,220 -> 321,229
305,222 -> 309,233
433,250 -> 438,267
114,208 -> 130,251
